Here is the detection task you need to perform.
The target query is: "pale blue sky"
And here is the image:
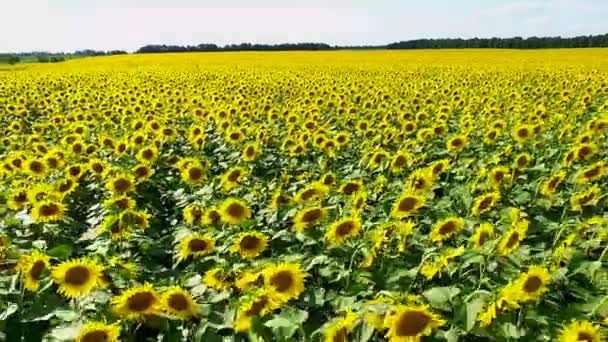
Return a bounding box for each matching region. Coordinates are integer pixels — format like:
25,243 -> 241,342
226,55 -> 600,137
2,0 -> 607,52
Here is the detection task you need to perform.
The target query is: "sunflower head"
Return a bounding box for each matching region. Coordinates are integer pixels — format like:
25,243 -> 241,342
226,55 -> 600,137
558,320 -> 602,342
219,198 -> 251,225
177,234 -> 215,261
203,266 -> 234,291
31,199 -> 65,223
263,262 -> 307,303
430,216 -> 465,243
52,257 -> 104,299
293,206 -> 327,232
76,321 -> 121,342
162,286 -> 199,319
106,174 -> 135,194
471,192 -> 500,217
231,231 -> 268,259
112,283 -> 162,321
325,216 -> 362,246
470,223 -> 494,251
295,183 -> 330,203
391,193 -> 425,219
16,250 -> 50,292
386,304 -> 446,341
235,288 -> 279,332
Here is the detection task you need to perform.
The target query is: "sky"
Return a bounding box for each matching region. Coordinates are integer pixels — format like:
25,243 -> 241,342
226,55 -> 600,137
1,0 -> 608,53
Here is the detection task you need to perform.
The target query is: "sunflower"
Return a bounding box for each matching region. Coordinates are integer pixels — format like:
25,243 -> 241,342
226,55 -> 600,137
177,234 -> 215,261
293,206 -> 327,232
31,199 -> 65,223
263,262 -> 306,303
27,183 -> 57,204
391,192 -> 426,218
162,286 -> 199,319
471,191 -> 500,216
352,191 -> 367,213
220,166 -> 248,191
558,321 -> 602,342
513,152 -> 532,171
488,166 -> 511,188
120,209 -> 150,230
100,214 -> 130,241
571,185 -> 601,211
575,162 -> 605,184
231,231 -> 268,259
574,143 -> 596,161
428,159 -> 450,178
365,296 -> 394,330
112,283 -> 162,321
483,128 -> 500,145
235,288 -> 279,332
512,124 -> 535,144
513,266 -> 551,303
7,187 -> 29,210
103,195 -> 136,212
87,158 -> 108,178
385,304 -> 446,342
66,163 -> 85,179
25,158 -> 48,178
75,321 -> 121,342
136,146 -> 159,164
406,169 -> 434,194
183,205 -> 205,226
52,257 -> 104,299
242,143 -> 261,162
430,216 -> 465,244
339,179 -> 364,196
16,250 -> 50,291
541,171 -> 566,197
235,269 -> 263,292
203,266 -> 233,291
269,189 -> 290,209
390,151 -> 411,174
295,183 -> 330,203
219,198 -> 251,225
181,162 -> 206,185
55,178 -> 75,196
203,206 -> 222,225
447,134 -> 467,153
105,174 -> 135,194
324,311 -> 359,342
325,216 -> 362,246
498,218 -> 529,256
132,163 -> 153,182
470,223 -> 494,251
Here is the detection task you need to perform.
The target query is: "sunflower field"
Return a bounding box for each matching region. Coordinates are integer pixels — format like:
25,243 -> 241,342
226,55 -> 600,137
1,49 -> 608,341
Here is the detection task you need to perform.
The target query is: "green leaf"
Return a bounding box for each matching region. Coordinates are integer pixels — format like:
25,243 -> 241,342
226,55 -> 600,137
423,286 -> 461,310
501,322 -> 523,339
465,296 -> 488,331
47,244 -> 73,258
0,304 -> 18,320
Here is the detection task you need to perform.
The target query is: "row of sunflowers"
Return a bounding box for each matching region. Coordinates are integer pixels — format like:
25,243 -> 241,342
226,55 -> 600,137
1,50 -> 608,341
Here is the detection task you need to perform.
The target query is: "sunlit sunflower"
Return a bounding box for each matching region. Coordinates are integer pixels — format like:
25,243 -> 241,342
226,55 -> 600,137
112,283 -> 162,321
31,199 -> 65,223
99,214 -> 130,241
7,187 -> 29,210
177,234 -> 215,261
488,166 -> 511,188
103,195 -> 136,212
571,185 -> 601,211
447,134 -> 468,153
88,158 -> 108,178
16,250 -> 50,291
575,162 -> 605,184
25,158 -> 48,178
52,257 -> 104,298
498,218 -> 529,256
203,206 -> 222,226
391,192 -> 426,218
66,163 -> 85,179
541,170 -> 566,197
365,296 -> 394,330
235,288 -> 280,332
470,223 -> 494,251
295,183 -> 330,203
183,205 -> 205,226
220,166 -> 248,191
136,146 -> 159,164
181,162 -> 206,185
263,262 -> 306,303
324,311 -> 359,342
219,198 -> 251,225
242,143 -> 261,162
132,163 -> 153,182
339,179 -> 364,196
513,266 -> 551,303
352,191 -> 368,213
471,191 -> 500,216
406,169 -> 434,194
105,174 -> 135,194
385,304 -> 446,342
231,231 -> 268,259
293,206 -> 327,232
235,269 -> 263,292
325,216 -> 362,246
428,159 -> 450,178
203,266 -> 233,291
162,286 -> 199,319
390,151 -> 411,174
75,321 -> 121,342
558,320 -> 602,342
513,153 -> 532,171
269,189 -> 290,209
430,216 -> 465,244
512,124 -> 535,144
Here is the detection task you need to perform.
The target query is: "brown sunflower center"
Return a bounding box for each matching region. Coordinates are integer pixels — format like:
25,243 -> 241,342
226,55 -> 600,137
488,131 -> 497,140
332,328 -> 348,342
398,197 -> 418,212
394,155 -> 407,168
127,291 -> 155,312
478,197 -> 494,211
523,275 -> 543,293
29,260 -> 46,280
39,203 -> 60,217
188,167 -> 203,181
342,183 -> 360,195
395,310 -> 431,336
113,178 -> 132,192
270,271 -> 294,292
336,221 -> 355,237
81,330 -> 109,342
547,177 -> 560,190
517,157 -> 527,167
438,221 -> 457,235
245,147 -> 255,157
142,149 -> 154,160
577,332 -> 594,342
505,232 -> 520,248
583,167 -> 600,179
451,138 -> 464,147
207,210 -> 221,224
517,128 -> 529,138
240,236 -> 261,250
302,209 -> 323,223
188,238 -> 208,252
300,189 -> 318,201
246,296 -> 269,316
577,146 -> 592,159
65,266 -> 91,286
226,202 -> 245,218
227,170 -> 241,182
579,193 -> 595,205
29,161 -> 44,173
92,163 -> 104,174
168,293 -> 189,311
478,232 -> 490,246
230,132 -> 241,140
493,171 -> 505,182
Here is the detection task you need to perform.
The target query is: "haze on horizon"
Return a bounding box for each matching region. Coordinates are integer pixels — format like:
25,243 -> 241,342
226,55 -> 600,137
2,0 -> 608,53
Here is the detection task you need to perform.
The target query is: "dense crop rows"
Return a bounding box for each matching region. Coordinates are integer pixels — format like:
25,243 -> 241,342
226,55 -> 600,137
1,50 -> 607,341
